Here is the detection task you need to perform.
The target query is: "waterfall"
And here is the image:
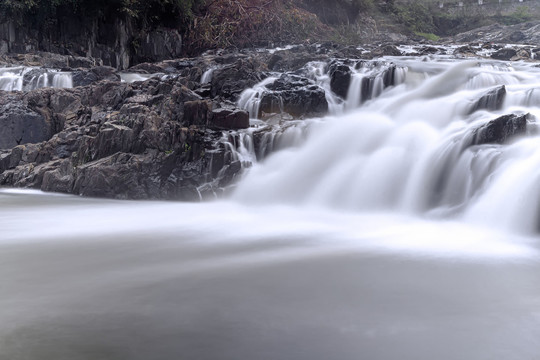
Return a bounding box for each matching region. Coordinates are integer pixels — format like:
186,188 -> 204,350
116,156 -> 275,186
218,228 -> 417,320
237,76 -> 279,119
0,66 -> 73,91
231,57 -> 540,234
201,67 -> 216,84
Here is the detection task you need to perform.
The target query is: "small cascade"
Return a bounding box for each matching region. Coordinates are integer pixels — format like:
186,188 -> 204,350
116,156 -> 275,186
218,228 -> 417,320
237,76 -> 278,119
343,61 -> 408,111
201,67 -> 216,84
119,73 -> 168,83
238,60 -> 407,121
0,66 -> 73,91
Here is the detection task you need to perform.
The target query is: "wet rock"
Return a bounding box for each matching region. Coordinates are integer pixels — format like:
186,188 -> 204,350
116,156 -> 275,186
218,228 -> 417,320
418,46 -> 439,55
491,48 -> 517,61
211,58 -> 263,99
468,85 -> 506,115
454,45 -> 475,56
258,73 -> 328,118
259,86 -> 328,118
373,44 -> 402,57
329,62 -> 351,99
471,113 -> 528,146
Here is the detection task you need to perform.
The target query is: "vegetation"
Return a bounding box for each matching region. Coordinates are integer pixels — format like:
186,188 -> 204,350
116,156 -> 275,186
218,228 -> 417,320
3,0 -> 538,58
391,1 -> 436,34
0,0 -> 204,28
494,6 -> 533,25
414,32 -> 440,41
184,0 -> 340,53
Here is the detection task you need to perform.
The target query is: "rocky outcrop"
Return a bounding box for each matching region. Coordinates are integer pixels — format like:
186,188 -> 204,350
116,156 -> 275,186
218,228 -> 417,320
0,69 -> 250,199
0,45 -> 354,199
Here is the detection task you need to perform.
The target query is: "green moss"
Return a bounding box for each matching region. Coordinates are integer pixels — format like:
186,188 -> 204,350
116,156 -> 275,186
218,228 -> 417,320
414,32 -> 440,41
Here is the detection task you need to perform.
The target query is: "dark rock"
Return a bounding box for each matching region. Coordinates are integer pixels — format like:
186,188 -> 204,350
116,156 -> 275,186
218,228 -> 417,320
268,54 -> 283,70
184,100 -> 212,127
210,109 -> 250,130
135,29 -> 182,64
329,62 -> 352,99
508,31 -> 526,43
72,66 -> 120,87
491,48 -> 517,61
374,45 -> 402,57
471,113 -> 528,146
0,96 -> 51,149
468,86 -> 506,115
258,73 -> 328,118
266,74 -> 312,91
211,59 -> 263,99
418,46 -> 438,55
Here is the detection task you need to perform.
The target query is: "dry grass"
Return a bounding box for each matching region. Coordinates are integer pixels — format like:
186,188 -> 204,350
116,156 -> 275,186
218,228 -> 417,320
185,0 -> 342,54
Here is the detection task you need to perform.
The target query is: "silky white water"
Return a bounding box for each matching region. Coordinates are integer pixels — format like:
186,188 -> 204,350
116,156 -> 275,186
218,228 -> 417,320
0,66 -> 72,91
2,54 -> 540,359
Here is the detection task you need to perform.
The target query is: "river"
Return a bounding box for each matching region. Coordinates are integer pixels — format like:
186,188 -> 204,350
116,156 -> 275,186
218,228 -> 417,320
2,53 -> 540,359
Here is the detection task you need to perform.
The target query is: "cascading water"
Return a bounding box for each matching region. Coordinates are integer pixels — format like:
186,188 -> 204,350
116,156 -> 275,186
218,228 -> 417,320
2,51 -> 540,360
0,66 -> 73,91
232,56 -> 540,235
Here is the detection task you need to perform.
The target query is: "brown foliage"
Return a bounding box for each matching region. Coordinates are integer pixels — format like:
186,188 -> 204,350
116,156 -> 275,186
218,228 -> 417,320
184,0 -> 338,54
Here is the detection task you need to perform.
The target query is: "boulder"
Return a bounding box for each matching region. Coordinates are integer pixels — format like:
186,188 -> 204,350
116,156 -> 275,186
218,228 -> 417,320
329,62 -> 351,99
468,85 -> 506,115
471,113 -> 528,146
210,108 -> 250,130
258,73 -> 328,118
491,48 -> 517,61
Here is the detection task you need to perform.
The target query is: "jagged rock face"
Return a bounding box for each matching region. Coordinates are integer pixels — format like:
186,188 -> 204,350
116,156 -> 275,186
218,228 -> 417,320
0,18 -> 182,70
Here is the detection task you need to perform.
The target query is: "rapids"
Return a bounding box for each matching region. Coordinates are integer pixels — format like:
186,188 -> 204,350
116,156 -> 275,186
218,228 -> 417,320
2,52 -> 540,359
